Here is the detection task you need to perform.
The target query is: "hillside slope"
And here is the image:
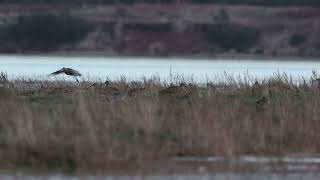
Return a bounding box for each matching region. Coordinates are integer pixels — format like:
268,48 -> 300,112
0,4 -> 319,57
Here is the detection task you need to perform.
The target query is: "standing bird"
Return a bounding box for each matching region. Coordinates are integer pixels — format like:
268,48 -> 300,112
51,67 -> 82,82
251,80 -> 261,95
103,80 -> 121,97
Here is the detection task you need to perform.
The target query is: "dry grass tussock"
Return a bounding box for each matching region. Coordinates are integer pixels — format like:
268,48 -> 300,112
0,72 -> 319,169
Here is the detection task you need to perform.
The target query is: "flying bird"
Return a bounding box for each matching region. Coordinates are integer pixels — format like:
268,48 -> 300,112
51,67 -> 82,82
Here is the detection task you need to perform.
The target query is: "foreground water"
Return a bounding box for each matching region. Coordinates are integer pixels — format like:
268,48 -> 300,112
3,155 -> 320,179
1,55 -> 320,82
1,172 -> 319,180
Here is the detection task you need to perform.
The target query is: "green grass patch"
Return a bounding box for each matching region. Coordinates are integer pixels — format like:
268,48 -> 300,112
28,95 -> 72,105
218,93 -> 260,105
152,130 -> 180,144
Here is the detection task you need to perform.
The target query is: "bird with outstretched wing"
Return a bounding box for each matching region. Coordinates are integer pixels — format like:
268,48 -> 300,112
51,67 -> 82,82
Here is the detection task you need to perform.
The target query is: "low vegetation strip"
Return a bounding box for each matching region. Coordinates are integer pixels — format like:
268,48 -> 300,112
0,0 -> 320,6
0,73 -> 319,169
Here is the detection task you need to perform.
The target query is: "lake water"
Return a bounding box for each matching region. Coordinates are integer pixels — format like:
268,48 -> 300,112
3,155 -> 320,180
1,55 -> 320,82
1,172 -> 320,180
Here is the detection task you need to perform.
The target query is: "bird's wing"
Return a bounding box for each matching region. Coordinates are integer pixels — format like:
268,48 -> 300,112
51,69 -> 64,75
74,71 -> 82,76
68,69 -> 82,76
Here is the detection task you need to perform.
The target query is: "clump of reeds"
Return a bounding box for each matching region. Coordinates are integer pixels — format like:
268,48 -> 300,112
0,73 -> 319,169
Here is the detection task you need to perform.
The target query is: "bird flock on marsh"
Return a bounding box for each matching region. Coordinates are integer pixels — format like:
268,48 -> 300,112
47,67 -> 315,107
50,67 -> 193,100
0,66 -> 312,107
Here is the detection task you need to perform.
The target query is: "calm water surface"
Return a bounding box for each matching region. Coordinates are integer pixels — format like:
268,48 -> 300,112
1,172 -> 319,180
2,156 -> 320,179
0,55 -> 320,82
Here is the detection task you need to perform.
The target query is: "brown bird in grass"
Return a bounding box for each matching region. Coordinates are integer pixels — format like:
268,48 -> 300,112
103,80 -> 121,96
128,87 -> 146,97
87,80 -> 121,96
159,83 -> 189,96
51,67 -> 82,82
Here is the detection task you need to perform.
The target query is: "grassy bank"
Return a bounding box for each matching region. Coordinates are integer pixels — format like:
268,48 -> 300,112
0,73 -> 319,169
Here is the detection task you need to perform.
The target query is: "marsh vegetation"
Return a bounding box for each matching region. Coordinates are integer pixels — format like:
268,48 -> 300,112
0,73 -> 319,170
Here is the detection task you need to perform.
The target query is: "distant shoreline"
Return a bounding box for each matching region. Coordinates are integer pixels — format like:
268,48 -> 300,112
1,51 -> 320,61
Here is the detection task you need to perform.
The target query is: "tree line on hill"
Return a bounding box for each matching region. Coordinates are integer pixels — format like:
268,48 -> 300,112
0,14 -> 92,52
0,0 -> 319,6
0,12 -> 262,53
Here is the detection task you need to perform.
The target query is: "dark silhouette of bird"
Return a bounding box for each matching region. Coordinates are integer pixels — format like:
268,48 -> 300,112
87,80 -> 121,97
51,67 -> 81,82
251,80 -> 262,96
103,80 -> 121,97
256,96 -> 268,106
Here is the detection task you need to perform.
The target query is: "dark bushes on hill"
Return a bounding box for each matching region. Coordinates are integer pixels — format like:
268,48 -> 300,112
288,33 -> 306,47
0,14 -> 92,51
192,0 -> 320,6
206,24 -> 260,52
124,23 -> 172,32
0,0 -> 319,6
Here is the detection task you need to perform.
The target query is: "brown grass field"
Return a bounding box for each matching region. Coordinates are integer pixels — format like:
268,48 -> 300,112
0,72 -> 320,170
